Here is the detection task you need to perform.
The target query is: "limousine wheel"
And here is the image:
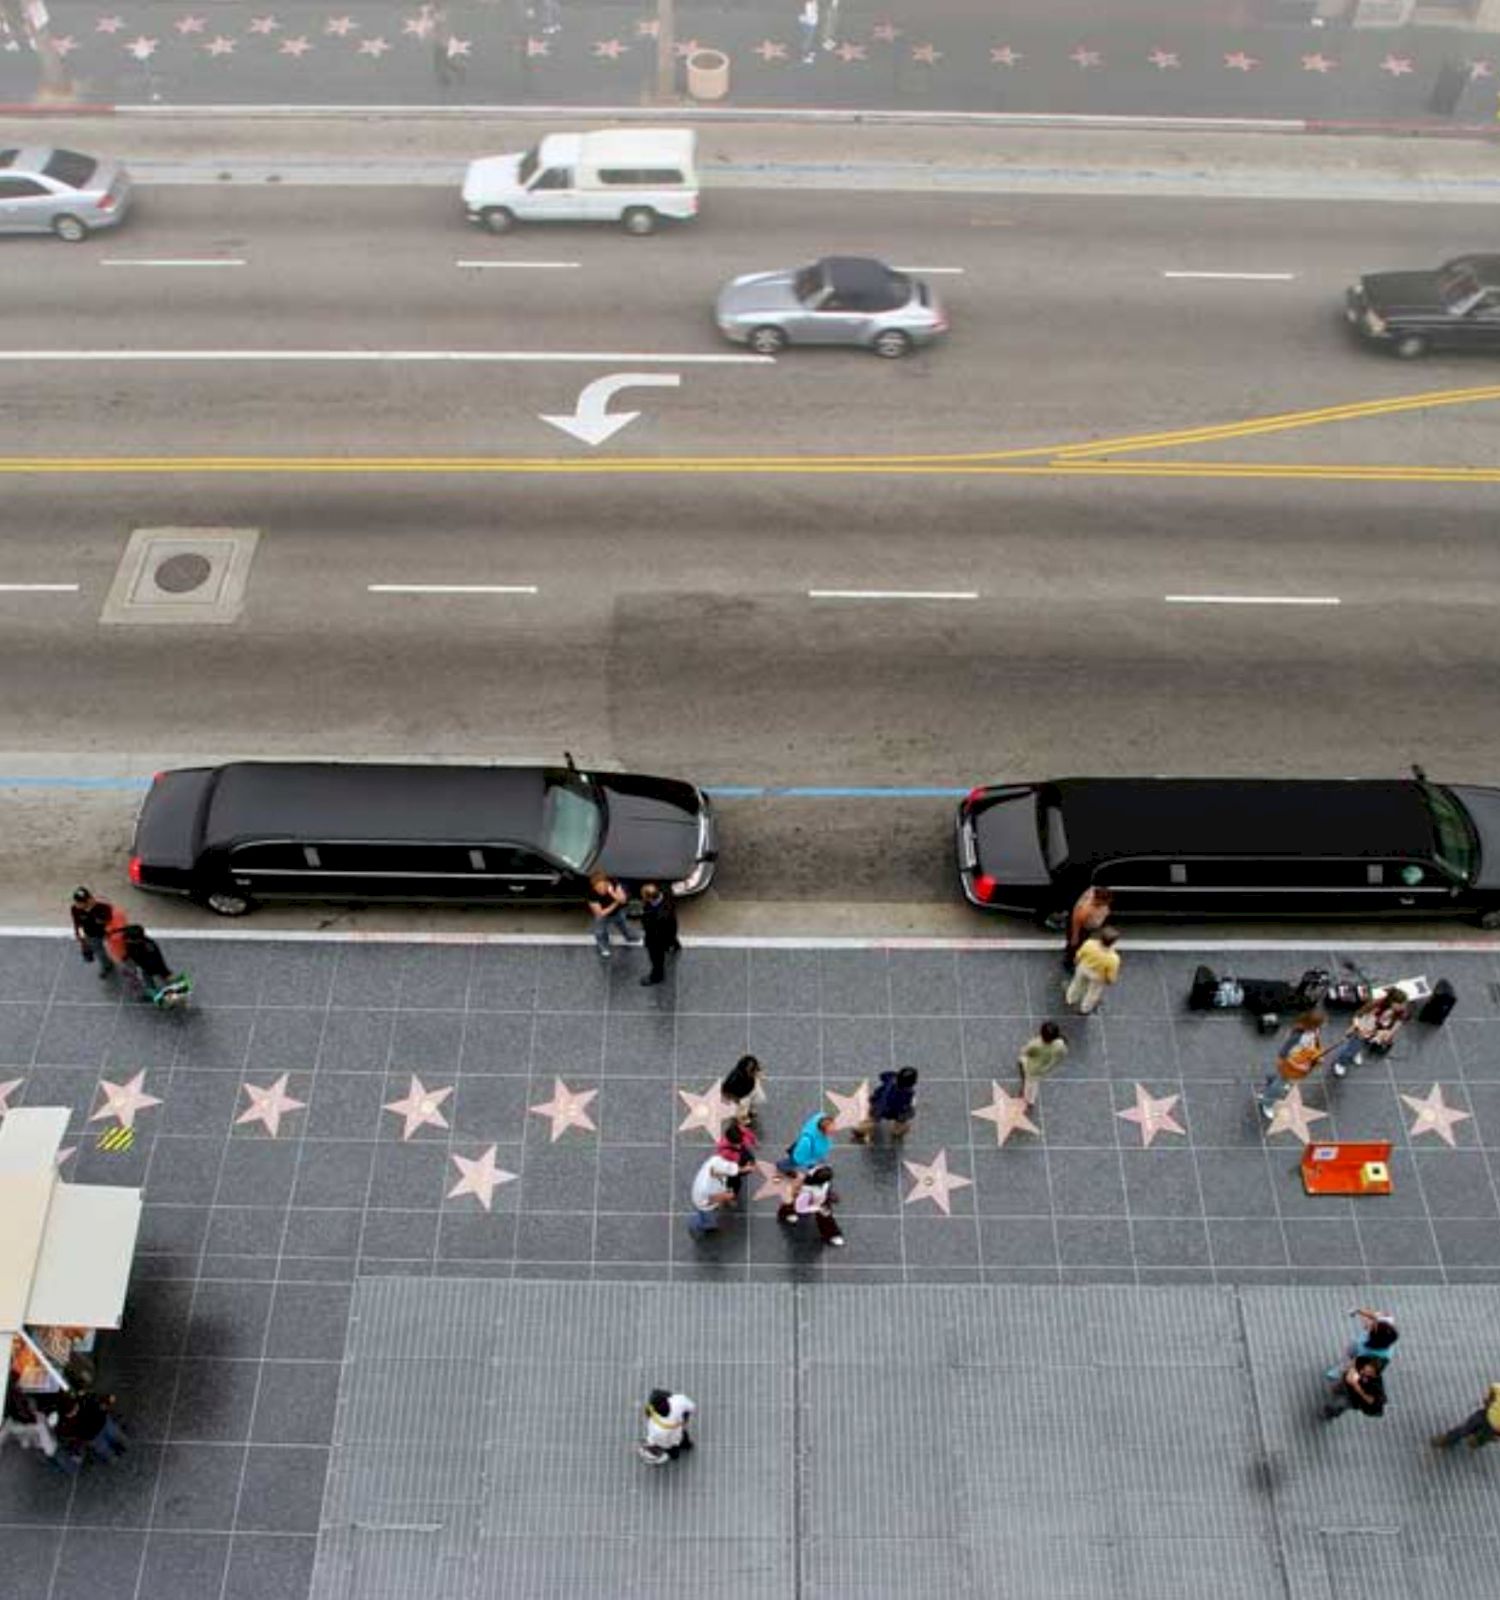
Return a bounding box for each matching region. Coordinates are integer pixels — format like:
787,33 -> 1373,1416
1480,906 -> 1500,931
480,206 -> 515,235
1392,333 -> 1429,360
621,207 -> 657,236
205,890 -> 253,918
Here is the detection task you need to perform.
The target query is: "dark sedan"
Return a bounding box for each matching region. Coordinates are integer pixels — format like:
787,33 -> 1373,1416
1346,254 -> 1500,359
130,759 -> 717,916
956,773 -> 1500,927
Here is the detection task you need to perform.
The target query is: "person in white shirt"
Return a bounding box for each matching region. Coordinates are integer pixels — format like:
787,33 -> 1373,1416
687,1153 -> 740,1237
638,1389 -> 695,1465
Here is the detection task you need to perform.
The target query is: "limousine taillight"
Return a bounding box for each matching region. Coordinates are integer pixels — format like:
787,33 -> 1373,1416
128,854 -> 142,886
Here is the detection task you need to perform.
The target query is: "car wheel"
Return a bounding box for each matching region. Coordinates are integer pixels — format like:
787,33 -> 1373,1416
747,325 -> 787,355
52,213 -> 88,243
873,330 -> 912,359
622,207 -> 657,236
204,890 -> 253,917
1479,906 -> 1500,931
1392,333 -> 1429,359
480,207 -> 515,235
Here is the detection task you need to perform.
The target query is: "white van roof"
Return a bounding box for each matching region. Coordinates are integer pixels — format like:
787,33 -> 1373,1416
537,129 -> 696,167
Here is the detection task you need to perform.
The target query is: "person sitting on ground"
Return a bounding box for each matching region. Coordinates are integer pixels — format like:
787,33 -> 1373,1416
1329,989 -> 1411,1078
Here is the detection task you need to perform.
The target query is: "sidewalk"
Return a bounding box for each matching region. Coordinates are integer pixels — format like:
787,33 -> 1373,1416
1,932 -> 1498,1598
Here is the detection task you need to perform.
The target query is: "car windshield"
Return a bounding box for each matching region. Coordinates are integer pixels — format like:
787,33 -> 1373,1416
540,773 -> 604,871
1437,263 -> 1486,315
518,146 -> 540,186
793,264 -> 827,305
42,150 -> 97,189
1422,784 -> 1479,881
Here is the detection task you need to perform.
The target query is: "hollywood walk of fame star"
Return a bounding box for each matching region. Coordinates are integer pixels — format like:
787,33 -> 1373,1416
89,1072 -> 163,1131
403,13 -> 434,38
834,43 -> 866,62
446,37 -> 470,57
1264,1084 -> 1328,1144
236,1074 -> 306,1138
57,1146 -> 76,1167
902,1148 -> 972,1215
872,23 -> 902,43
636,17 -> 660,38
673,38 -> 702,58
1224,50 -> 1259,71
204,36 -> 235,56
1400,1084 -> 1471,1148
358,36 -> 391,56
247,16 -> 280,35
526,36 -> 549,57
96,17 -> 126,34
280,35 -> 312,56
1116,1082 -> 1186,1148
753,39 -> 788,62
0,1078 -> 23,1116
749,1158 -> 796,1204
325,16 -> 359,36
529,1077 -> 597,1142
2,36 -> 18,53
1148,49 -> 1180,69
1301,53 -> 1336,73
911,42 -> 942,65
990,46 -> 1021,67
825,1081 -> 870,1133
447,1145 -> 516,1210
1070,47 -> 1102,69
174,16 -> 206,34
383,1074 -> 453,1140
52,36 -> 77,55
1470,59 -> 1493,79
1381,54 -> 1414,76
124,36 -> 159,60
677,1081 -> 732,1141
971,1082 -> 1040,1148
593,38 -> 627,60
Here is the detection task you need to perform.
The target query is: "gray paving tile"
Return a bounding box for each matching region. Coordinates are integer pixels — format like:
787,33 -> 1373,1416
533,947 -> 611,1013
187,1280 -> 275,1361
284,1208 -> 363,1261
0,999 -> 44,1063
23,1065 -> 103,1126
387,1011 -> 465,1074
314,1009 -> 394,1075
1284,1217 -> 1365,1268
1055,1217 -> 1132,1267
671,948 -> 749,1014
530,1011 -> 604,1077
170,1358 -> 261,1443
594,1211 -> 674,1265
956,951 -> 1030,1017
155,1068 -> 242,1137
369,1141 -> 450,1209
1047,1149 -> 1128,1217
1207,1218 -> 1290,1269
177,1008 -> 256,1072
1433,1219 -> 1500,1268
595,1144 -> 674,1213
1119,1149 -> 1202,1217
224,1534 -> 318,1600
674,1014 -> 751,1079
64,1440 -> 161,1528
1413,1152 -> 1499,1218
458,1008 -> 534,1074
361,1208 -> 440,1261
238,1444 -> 329,1533
205,1207 -> 284,1260
468,947 -> 539,1012
437,1212 -> 519,1264
138,1531 -> 232,1600
119,1280 -> 196,1362
34,1003 -> 118,1068
820,951 -> 890,1016
1197,1148 -> 1278,1218
1130,1217 -> 1212,1269
748,1014 -> 821,1076
888,951 -> 960,1018
264,1283 -> 353,1362
820,1015 -> 893,1080
216,1139 -> 301,1208
255,947 -> 339,1011
395,946 -> 474,1010
1101,1019 -> 1181,1081
329,946 -> 406,1009
514,1212 -> 595,1263
246,1008 -> 327,1073
0,938 -> 64,1001
600,1012 -> 672,1076
595,1077 -> 674,1145
1028,1077 -> 1117,1148
969,1149 -> 1052,1216
290,1141 -> 375,1210
49,1528 -> 147,1600
748,948 -> 821,1015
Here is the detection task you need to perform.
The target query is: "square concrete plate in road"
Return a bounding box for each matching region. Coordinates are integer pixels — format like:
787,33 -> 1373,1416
100,526 -> 259,625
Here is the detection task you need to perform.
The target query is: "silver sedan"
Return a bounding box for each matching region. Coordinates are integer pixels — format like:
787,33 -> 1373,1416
715,255 -> 948,358
0,148 -> 133,241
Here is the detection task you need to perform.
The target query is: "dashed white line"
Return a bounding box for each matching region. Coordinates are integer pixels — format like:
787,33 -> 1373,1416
368,584 -> 539,595
1164,594 -> 1340,606
1161,270 -> 1297,281
99,258 -> 247,268
808,589 -> 979,601
0,583 -> 79,593
455,260 -> 580,270
893,266 -> 967,275
1,350 -> 770,365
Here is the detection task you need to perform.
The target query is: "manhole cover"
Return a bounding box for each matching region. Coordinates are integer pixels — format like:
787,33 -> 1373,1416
152,552 -> 214,594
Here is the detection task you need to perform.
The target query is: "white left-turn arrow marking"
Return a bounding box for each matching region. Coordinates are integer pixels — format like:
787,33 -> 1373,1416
540,372 -> 681,446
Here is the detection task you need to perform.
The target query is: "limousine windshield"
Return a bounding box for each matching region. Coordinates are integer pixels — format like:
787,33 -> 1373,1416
541,773 -> 603,872
1424,784 -> 1479,881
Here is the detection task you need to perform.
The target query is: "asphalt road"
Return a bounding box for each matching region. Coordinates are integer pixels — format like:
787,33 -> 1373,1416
3,183 -> 1500,927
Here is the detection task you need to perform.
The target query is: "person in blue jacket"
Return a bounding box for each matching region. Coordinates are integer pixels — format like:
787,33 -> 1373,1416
777,1111 -> 834,1177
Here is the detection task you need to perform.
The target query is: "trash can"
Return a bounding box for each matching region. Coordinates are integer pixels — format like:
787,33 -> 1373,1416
686,48 -> 730,103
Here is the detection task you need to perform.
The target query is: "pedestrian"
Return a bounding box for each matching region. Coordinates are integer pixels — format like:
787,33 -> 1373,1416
1064,885 -> 1113,969
1324,1307 -> 1399,1380
1257,1010 -> 1326,1119
720,1054 -> 766,1125
779,1164 -> 845,1245
119,924 -> 173,1001
1325,989 -> 1411,1079
852,1067 -> 919,1143
638,1388 -> 695,1465
0,1387 -> 60,1463
1015,1022 -> 1068,1107
1064,926 -> 1121,1016
421,3 -> 462,85
586,873 -> 636,960
1431,1381 -> 1500,1451
797,0 -> 819,63
638,881 -> 681,987
821,0 -> 841,50
70,886 -> 117,978
1322,1357 -> 1386,1422
776,1111 -> 834,1177
53,1389 -> 129,1464
686,1151 -> 740,1237
716,1117 -> 757,1196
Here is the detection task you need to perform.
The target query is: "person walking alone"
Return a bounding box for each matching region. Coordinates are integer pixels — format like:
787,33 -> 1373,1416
586,873 -> 636,960
797,0 -> 819,63
1258,1010 -> 1326,1119
70,887 -> 117,979
1064,885 -> 1113,970
1065,927 -> 1121,1016
720,1054 -> 766,1126
1432,1381 -> 1500,1451
1016,1022 -> 1068,1108
638,882 -> 681,987
638,1389 -> 695,1465
852,1067 -> 919,1143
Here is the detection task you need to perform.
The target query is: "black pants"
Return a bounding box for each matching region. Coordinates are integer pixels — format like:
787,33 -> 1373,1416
645,936 -> 681,982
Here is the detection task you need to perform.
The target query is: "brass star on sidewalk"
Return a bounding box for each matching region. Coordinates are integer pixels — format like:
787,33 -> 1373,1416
971,1082 -> 1040,1147
383,1074 -> 453,1141
1116,1082 -> 1186,1148
1264,1084 -> 1328,1145
825,1080 -> 870,1133
0,1078 -> 23,1116
529,1077 -> 598,1142
447,1145 -> 516,1210
1401,1084 -> 1472,1148
677,1081 -> 732,1140
236,1074 -> 306,1138
749,1158 -> 796,1204
902,1148 -> 973,1215
89,1071 -> 162,1131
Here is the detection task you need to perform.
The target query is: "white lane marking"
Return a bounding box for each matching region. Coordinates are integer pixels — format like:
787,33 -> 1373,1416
1165,594 -> 1340,606
1161,270 -> 1296,281
0,583 -> 79,592
368,584 -> 539,595
0,350 -> 770,365
892,265 -> 966,274
455,260 -> 580,270
100,258 -> 247,268
808,589 -> 979,601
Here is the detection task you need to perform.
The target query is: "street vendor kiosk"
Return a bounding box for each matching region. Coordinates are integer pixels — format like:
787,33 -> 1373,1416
1,1106 -> 143,1406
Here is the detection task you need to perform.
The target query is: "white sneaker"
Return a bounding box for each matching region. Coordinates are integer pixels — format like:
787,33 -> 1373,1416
1332,1062 -> 1347,1079
827,1235 -> 846,1248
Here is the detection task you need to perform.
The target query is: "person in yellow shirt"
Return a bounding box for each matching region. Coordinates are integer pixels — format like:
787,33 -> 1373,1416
1064,927 -> 1121,1016
1432,1382 -> 1500,1451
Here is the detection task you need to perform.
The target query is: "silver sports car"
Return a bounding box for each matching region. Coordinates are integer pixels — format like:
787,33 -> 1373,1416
714,255 -> 948,358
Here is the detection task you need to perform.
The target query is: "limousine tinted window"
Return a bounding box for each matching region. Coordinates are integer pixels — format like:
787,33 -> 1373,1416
541,776 -> 601,871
